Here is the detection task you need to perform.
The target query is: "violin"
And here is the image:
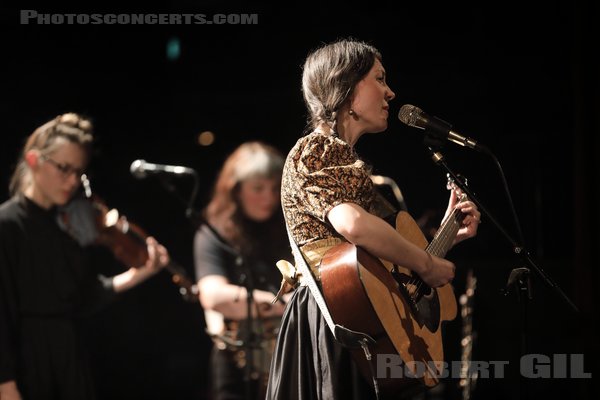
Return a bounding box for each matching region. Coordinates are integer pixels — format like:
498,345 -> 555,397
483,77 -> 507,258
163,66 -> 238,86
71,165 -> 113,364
58,175 -> 199,302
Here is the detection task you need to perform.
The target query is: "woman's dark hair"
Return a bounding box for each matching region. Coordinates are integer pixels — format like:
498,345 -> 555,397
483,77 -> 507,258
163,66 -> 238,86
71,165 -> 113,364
301,38 -> 381,132
204,141 -> 285,254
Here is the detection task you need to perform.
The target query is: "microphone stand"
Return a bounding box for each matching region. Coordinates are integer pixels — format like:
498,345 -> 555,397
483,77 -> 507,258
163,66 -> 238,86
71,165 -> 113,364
146,168 -> 261,398
237,256 -> 258,400
155,172 -> 201,225
425,144 -> 578,311
424,142 -> 579,400
199,224 -> 260,399
139,173 -> 202,299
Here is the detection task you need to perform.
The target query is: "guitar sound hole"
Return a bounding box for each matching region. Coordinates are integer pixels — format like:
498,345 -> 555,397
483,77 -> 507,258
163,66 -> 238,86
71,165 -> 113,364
391,268 -> 440,331
390,269 -> 431,301
390,270 -> 420,316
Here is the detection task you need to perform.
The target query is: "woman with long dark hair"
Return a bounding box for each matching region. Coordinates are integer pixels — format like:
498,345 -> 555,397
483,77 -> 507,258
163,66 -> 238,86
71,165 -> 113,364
194,141 -> 291,400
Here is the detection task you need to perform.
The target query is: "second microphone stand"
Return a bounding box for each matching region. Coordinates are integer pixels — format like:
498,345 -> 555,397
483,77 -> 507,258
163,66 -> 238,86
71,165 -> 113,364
236,255 -> 261,400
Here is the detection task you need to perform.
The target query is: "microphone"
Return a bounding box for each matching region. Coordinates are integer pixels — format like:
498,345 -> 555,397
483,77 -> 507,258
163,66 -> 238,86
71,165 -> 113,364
130,159 -> 196,179
398,104 -> 486,151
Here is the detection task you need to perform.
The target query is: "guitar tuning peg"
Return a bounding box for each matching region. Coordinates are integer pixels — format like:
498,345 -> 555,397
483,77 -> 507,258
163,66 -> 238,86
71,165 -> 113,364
446,173 -> 469,190
445,173 -> 454,190
446,175 -> 459,192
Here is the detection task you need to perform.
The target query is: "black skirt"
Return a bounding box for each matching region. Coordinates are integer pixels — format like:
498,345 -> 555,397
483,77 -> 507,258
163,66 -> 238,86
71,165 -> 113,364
265,286 -> 377,400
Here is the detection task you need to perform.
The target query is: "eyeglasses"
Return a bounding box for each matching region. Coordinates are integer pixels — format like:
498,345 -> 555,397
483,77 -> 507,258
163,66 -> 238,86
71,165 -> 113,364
42,157 -> 85,180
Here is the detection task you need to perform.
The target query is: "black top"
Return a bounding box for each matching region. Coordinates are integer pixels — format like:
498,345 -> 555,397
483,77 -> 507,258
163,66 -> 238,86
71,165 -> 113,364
0,195 -> 116,394
194,218 -> 292,400
193,221 -> 289,296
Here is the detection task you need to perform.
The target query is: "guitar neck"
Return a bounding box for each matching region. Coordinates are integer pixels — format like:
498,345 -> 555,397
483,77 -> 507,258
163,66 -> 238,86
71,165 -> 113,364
426,206 -> 465,258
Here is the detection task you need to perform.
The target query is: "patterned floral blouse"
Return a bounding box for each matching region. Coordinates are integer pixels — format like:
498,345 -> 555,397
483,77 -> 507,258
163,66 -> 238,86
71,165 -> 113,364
281,131 -> 377,247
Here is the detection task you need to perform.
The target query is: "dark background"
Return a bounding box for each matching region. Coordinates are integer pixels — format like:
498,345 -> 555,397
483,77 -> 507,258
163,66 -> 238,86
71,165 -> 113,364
1,1 -> 597,399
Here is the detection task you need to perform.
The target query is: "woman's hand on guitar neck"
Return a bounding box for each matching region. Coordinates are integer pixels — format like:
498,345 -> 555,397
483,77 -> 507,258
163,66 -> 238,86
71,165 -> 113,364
454,200 -> 480,244
444,188 -> 481,246
420,252 -> 456,288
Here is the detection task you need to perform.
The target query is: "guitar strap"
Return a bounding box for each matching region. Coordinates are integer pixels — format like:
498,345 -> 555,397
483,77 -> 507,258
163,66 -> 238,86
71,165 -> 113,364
284,221 -> 382,397
284,221 -> 377,348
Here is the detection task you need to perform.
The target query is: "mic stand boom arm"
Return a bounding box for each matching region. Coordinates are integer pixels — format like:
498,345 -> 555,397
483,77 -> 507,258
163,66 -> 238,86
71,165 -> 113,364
427,147 -> 579,314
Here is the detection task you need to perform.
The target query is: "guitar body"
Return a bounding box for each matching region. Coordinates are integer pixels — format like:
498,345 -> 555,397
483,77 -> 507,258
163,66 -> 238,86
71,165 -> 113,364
320,211 -> 457,392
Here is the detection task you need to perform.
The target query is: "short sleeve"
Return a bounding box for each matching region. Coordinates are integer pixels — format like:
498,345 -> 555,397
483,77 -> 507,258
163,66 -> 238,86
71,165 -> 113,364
294,135 -> 374,222
281,132 -> 377,245
193,225 -> 233,281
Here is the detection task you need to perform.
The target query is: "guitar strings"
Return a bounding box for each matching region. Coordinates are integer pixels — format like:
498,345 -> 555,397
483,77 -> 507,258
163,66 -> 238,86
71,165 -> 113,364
409,198 -> 465,301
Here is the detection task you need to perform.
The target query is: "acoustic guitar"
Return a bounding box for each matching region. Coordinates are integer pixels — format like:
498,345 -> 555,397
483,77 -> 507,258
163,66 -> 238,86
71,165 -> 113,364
319,184 -> 466,392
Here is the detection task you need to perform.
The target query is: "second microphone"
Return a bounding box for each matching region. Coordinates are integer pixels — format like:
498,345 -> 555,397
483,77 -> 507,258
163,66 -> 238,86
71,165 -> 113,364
130,159 -> 197,179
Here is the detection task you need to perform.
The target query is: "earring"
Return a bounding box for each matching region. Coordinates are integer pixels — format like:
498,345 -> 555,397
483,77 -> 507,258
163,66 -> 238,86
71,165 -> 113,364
349,109 -> 355,116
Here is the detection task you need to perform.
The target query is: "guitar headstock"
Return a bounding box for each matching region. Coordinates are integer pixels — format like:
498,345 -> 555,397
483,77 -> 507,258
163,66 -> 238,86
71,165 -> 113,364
446,173 -> 468,203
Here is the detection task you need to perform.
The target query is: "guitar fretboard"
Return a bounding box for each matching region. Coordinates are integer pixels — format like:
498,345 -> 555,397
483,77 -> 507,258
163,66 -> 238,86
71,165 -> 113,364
426,202 -> 466,258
